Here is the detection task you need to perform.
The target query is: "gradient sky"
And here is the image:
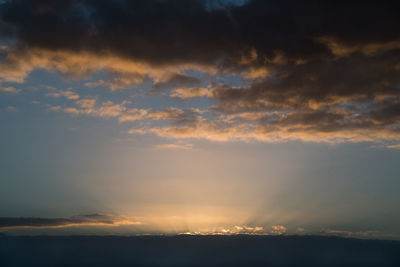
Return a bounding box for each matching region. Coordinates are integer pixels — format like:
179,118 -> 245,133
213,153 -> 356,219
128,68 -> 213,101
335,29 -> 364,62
0,0 -> 400,238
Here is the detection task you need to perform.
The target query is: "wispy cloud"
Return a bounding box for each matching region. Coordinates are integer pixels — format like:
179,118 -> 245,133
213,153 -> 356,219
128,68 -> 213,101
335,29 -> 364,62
46,105 -> 62,112
170,87 -> 211,99
386,144 -> 400,150
0,214 -> 141,230
46,89 -> 80,100
84,80 -> 106,88
4,106 -> 19,112
320,228 -> 379,237
155,143 -> 194,150
0,86 -> 20,94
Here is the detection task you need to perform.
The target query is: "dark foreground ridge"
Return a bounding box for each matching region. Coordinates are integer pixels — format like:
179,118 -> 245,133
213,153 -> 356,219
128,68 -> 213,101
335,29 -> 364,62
1,234 -> 400,267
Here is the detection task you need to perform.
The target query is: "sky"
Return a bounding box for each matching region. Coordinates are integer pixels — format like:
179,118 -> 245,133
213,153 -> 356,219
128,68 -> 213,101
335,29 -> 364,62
0,0 -> 400,238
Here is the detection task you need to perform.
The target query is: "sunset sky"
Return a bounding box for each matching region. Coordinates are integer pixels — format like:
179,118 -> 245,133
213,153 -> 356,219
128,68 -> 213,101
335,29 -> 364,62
1,0 -> 399,238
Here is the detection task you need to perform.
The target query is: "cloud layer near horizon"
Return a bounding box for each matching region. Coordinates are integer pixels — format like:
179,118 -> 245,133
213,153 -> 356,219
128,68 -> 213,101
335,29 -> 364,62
0,214 -> 139,230
1,0 -> 400,145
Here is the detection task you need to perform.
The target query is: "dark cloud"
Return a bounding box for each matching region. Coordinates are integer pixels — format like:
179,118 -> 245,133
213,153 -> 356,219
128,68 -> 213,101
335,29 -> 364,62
0,214 -> 128,229
1,0 -> 397,66
212,52 -> 400,108
0,0 -> 239,66
1,0 -> 400,143
208,51 -> 400,140
152,73 -> 201,92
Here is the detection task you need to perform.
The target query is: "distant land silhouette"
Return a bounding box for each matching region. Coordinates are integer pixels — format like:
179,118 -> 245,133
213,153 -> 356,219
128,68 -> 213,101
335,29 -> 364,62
1,234 -> 400,266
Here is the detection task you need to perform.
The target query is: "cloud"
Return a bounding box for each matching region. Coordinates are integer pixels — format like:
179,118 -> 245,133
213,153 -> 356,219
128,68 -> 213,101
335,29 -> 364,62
0,86 -> 20,94
170,87 -> 211,99
232,225 -> 263,233
182,225 -> 265,235
76,98 -> 96,109
0,47 -> 202,89
386,143 -> 400,150
46,105 -> 62,112
155,143 -> 193,150
152,73 -> 202,92
127,128 -> 147,135
53,95 -> 149,123
148,120 -> 250,142
64,107 -> 80,116
271,225 -> 287,235
91,101 -> 128,118
1,0 -> 400,145
317,37 -> 400,57
50,93 -> 400,144
148,107 -> 185,121
321,228 -> 378,237
1,0 -> 399,76
0,214 -> 141,230
84,80 -> 106,88
4,105 -> 18,112
5,0 -> 398,64
296,227 -> 305,233
63,97 -> 127,119
118,109 -> 148,122
46,89 -> 79,100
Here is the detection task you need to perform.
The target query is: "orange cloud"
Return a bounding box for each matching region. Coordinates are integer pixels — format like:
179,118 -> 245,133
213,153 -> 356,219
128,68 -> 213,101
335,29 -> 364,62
0,47 -> 216,90
170,87 -> 211,99
271,225 -> 287,235
317,36 -> 400,57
